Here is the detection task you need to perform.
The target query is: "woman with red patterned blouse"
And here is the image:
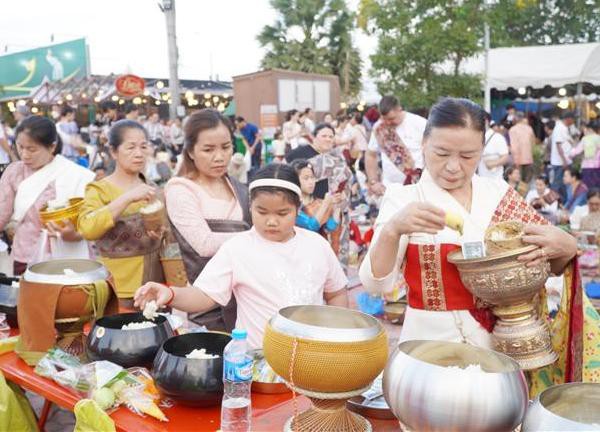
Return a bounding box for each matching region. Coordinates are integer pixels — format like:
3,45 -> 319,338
359,99 -> 588,387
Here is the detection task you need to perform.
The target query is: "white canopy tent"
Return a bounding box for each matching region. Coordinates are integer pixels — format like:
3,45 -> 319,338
441,42 -> 600,90
485,42 -> 600,91
442,42 -> 600,120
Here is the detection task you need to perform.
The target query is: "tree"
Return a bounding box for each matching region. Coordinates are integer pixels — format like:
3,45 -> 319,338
359,0 -> 484,109
488,0 -> 600,47
258,0 -> 363,96
360,0 -> 600,109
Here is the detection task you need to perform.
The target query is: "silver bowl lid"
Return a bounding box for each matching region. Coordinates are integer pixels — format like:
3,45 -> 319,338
23,259 -> 109,285
269,304 -> 382,342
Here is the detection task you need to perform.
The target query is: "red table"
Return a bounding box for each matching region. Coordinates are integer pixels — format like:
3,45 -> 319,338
0,350 -> 400,431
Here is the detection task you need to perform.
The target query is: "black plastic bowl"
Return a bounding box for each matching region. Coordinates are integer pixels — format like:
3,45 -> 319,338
86,312 -> 175,368
152,332 -> 232,406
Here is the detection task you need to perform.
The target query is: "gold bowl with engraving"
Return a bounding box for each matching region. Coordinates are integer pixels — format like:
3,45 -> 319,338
448,245 -> 557,370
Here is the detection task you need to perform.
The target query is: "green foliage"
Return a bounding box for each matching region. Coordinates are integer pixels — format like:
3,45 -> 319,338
258,0 -> 363,96
361,0 -> 484,109
488,0 -> 600,47
360,0 -> 600,109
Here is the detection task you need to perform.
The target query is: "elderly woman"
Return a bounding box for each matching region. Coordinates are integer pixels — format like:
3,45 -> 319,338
165,109 -> 251,331
0,116 -> 94,275
78,120 -> 165,304
360,98 -> 598,393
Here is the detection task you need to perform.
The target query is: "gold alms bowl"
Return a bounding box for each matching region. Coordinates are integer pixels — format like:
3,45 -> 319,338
39,197 -> 84,227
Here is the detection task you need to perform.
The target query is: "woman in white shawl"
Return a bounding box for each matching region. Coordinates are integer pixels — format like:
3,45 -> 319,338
0,116 -> 94,275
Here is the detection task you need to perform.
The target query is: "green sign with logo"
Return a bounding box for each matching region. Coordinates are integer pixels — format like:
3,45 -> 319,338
0,38 -> 88,101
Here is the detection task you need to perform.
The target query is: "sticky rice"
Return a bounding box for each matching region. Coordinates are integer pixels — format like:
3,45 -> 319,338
143,300 -> 159,320
121,321 -> 157,331
445,364 -> 484,373
47,198 -> 69,211
140,200 -> 163,214
185,348 -> 220,360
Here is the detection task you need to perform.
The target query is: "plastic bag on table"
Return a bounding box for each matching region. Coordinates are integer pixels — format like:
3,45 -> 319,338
34,347 -> 89,393
119,384 -> 168,422
126,367 -> 161,400
80,361 -> 125,392
251,350 -> 286,384
89,367 -> 168,422
74,399 -> 116,432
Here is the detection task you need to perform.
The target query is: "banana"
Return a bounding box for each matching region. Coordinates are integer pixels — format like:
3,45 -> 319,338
445,212 -> 464,236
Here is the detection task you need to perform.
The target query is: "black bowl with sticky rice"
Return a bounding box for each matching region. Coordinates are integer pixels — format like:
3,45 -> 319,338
153,332 -> 231,406
86,312 -> 174,367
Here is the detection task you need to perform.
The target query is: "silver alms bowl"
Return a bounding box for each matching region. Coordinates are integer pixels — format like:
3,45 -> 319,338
522,383 -> 600,431
383,340 -> 528,431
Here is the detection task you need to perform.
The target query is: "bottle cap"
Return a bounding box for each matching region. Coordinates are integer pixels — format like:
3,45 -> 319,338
231,328 -> 247,340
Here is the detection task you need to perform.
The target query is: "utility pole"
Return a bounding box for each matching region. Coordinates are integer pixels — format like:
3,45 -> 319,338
483,21 -> 490,113
483,0 -> 497,114
160,0 -> 180,120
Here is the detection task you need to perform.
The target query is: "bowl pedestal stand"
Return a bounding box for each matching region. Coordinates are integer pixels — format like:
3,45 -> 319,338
283,385 -> 372,432
492,301 -> 558,370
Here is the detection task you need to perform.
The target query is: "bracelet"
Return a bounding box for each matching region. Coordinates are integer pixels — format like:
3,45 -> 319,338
165,285 -> 175,306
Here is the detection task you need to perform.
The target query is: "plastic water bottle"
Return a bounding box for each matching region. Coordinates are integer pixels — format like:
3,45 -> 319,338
221,328 -> 252,432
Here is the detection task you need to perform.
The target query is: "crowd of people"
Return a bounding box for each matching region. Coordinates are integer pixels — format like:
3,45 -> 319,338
0,94 -> 598,392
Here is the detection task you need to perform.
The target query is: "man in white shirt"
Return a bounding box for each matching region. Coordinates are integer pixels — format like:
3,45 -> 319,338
550,111 -> 575,195
365,95 -> 426,195
478,118 -> 509,180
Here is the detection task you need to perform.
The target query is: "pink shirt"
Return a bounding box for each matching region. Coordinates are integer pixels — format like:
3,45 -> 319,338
0,162 -> 56,263
194,227 -> 348,350
165,177 -> 243,257
508,123 -> 535,165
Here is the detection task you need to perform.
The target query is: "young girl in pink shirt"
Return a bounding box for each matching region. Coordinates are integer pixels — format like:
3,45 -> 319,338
135,164 -> 348,349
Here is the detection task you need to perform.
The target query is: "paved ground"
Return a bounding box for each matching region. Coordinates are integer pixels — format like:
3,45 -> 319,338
27,391 -> 75,432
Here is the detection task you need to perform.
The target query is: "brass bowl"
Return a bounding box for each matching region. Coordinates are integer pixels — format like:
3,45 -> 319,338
448,246 -> 557,370
447,245 -> 549,307
39,197 -> 84,227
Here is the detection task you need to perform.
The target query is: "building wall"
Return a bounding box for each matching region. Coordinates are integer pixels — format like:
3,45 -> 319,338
233,71 -> 276,126
233,69 -> 341,129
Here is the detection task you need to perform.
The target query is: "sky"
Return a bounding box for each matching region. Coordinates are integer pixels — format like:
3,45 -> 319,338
0,0 -> 379,100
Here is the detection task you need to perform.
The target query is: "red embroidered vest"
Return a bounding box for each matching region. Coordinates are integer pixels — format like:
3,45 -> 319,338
404,187 -> 548,312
